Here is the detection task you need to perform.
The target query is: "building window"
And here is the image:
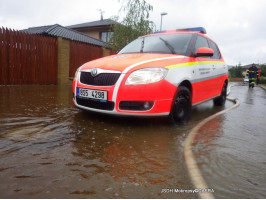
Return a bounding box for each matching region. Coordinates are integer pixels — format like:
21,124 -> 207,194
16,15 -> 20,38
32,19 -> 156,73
100,31 -> 114,43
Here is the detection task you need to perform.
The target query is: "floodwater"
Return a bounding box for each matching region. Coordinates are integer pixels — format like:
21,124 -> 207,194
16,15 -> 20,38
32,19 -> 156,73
0,83 -> 265,198
193,85 -> 266,198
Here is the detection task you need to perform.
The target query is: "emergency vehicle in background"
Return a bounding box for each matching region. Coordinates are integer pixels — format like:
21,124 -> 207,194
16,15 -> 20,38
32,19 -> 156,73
73,27 -> 228,124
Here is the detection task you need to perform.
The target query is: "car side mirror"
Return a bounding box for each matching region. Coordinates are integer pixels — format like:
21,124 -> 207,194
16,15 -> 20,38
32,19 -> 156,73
196,47 -> 214,57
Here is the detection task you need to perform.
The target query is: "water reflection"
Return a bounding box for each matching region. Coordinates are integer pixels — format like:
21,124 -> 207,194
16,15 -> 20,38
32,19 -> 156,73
193,86 -> 266,198
192,116 -> 224,171
102,131 -> 172,184
0,84 -> 248,198
245,88 -> 255,105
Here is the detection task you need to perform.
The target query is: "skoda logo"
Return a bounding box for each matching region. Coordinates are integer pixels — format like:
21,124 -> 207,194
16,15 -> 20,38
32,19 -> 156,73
91,68 -> 98,77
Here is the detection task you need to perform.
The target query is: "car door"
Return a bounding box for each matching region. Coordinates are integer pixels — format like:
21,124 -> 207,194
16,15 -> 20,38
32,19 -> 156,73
207,39 -> 227,95
192,35 -> 216,103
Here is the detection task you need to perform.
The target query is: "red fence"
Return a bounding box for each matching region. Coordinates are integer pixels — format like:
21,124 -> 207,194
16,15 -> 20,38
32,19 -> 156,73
69,41 -> 104,77
0,28 -> 58,85
69,41 -> 117,77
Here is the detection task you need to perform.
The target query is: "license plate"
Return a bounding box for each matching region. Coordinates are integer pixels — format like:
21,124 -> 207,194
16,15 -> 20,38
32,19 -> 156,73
77,88 -> 107,101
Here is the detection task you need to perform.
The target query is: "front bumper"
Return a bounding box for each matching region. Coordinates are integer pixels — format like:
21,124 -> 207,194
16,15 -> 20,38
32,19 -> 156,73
74,99 -> 171,116
73,78 -> 176,116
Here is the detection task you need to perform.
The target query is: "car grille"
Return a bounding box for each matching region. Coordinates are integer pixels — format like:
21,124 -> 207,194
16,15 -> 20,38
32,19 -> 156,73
80,72 -> 121,86
76,97 -> 115,111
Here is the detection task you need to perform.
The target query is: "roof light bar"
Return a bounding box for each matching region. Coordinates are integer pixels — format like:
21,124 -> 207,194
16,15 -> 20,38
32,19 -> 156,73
153,27 -> 207,34
153,30 -> 166,34
176,27 -> 207,34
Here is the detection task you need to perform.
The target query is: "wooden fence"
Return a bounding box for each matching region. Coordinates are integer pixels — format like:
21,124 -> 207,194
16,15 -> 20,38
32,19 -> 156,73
69,41 -> 117,77
0,28 -> 58,85
69,41 -> 104,77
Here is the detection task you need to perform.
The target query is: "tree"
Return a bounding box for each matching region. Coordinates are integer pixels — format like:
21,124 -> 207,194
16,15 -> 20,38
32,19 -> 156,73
259,64 -> 266,77
235,66 -> 243,77
229,64 -> 243,78
110,0 -> 155,50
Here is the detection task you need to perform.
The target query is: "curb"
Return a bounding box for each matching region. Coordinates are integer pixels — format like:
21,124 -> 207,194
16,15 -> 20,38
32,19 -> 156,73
184,97 -> 240,199
259,85 -> 266,91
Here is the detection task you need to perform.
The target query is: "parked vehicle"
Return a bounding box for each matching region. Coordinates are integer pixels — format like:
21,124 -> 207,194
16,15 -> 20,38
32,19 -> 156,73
243,76 -> 249,84
73,27 -> 228,124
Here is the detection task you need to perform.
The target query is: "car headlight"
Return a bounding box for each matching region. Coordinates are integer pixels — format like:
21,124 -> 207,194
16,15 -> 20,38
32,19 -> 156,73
125,68 -> 168,85
74,67 -> 81,81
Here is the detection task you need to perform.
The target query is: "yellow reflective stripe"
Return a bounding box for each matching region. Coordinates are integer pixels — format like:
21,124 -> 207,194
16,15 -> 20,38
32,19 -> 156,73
165,61 -> 225,69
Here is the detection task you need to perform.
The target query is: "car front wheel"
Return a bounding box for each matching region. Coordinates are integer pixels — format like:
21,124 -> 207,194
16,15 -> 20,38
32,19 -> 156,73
169,86 -> 191,125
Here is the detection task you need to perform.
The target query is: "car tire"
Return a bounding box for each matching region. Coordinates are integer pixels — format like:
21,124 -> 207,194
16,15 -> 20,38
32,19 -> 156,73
213,82 -> 227,106
169,86 -> 191,124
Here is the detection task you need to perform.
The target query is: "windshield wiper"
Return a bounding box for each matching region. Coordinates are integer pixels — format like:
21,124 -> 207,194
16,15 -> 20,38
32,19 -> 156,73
159,37 -> 176,54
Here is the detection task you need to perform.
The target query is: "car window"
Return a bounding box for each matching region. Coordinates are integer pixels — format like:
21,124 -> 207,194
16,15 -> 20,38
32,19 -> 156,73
208,39 -> 221,60
119,33 -> 192,56
194,35 -> 209,53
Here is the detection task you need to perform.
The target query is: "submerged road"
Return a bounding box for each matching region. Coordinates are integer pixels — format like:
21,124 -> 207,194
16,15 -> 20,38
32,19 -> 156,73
0,83 -> 265,198
192,84 -> 266,198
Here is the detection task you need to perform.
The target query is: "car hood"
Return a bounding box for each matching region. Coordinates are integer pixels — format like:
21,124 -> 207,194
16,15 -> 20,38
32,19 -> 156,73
80,53 -> 185,73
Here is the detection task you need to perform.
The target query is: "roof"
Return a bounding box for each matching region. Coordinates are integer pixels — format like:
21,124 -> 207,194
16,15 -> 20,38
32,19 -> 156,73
67,19 -> 117,29
242,64 -> 259,69
23,24 -> 112,48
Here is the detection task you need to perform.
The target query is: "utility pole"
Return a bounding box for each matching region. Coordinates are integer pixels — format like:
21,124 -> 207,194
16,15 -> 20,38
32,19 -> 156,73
160,12 -> 167,31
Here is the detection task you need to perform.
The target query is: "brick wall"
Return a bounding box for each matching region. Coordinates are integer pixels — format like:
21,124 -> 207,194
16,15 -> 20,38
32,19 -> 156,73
57,37 -> 70,85
56,37 -> 116,85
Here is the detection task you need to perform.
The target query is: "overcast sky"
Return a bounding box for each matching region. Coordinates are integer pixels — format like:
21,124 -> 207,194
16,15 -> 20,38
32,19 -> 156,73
1,0 -> 266,65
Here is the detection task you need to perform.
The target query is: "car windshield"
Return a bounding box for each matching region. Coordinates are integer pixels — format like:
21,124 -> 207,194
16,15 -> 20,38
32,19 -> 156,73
118,33 -> 192,55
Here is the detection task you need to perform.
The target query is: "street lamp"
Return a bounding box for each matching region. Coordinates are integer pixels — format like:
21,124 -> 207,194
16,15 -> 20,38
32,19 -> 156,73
160,12 -> 168,31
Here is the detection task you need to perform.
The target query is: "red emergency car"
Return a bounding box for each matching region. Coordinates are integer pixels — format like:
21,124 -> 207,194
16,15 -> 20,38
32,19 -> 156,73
73,27 -> 228,124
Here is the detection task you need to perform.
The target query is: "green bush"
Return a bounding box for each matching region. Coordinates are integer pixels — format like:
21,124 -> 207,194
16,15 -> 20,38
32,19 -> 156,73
229,66 -> 243,78
259,77 -> 266,84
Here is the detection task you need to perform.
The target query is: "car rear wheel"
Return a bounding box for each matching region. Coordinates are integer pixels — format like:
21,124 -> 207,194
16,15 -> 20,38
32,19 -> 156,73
169,86 -> 191,124
213,82 -> 227,106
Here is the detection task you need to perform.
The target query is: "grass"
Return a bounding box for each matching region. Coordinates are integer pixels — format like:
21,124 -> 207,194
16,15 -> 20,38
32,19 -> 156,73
260,84 -> 266,89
